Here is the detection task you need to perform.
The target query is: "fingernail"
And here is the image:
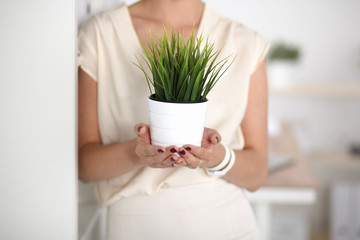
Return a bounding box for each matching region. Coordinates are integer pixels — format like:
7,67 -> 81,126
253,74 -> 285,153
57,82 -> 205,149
158,149 -> 164,153
216,136 -> 220,143
185,146 -> 191,151
172,163 -> 177,167
170,148 -> 177,153
179,150 -> 185,155
171,157 -> 176,162
137,126 -> 143,132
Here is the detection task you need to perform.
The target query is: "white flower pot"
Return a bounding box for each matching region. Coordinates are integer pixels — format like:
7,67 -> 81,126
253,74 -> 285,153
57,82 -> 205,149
148,95 -> 208,148
268,61 -> 297,87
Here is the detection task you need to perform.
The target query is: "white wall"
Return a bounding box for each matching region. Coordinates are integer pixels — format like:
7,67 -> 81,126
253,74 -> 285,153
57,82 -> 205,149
0,1 -> 77,239
205,0 -> 360,85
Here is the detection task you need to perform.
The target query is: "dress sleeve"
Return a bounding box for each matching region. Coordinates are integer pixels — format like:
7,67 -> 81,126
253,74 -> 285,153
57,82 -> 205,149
250,33 -> 270,75
78,18 -> 98,82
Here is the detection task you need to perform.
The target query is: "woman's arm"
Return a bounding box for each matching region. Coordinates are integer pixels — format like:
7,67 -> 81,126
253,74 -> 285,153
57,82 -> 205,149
78,68 -> 179,182
78,68 -> 141,182
178,59 -> 268,191
221,59 -> 268,191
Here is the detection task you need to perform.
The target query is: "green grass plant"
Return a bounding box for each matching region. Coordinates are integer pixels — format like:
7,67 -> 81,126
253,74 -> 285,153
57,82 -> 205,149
268,42 -> 300,62
135,27 -> 234,102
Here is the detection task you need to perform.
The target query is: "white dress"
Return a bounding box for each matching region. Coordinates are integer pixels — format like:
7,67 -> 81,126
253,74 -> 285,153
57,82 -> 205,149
78,2 -> 269,239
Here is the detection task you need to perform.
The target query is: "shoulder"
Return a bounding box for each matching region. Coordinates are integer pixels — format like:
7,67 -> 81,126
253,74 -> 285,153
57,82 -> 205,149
205,5 -> 269,73
79,3 -> 127,35
206,5 -> 263,45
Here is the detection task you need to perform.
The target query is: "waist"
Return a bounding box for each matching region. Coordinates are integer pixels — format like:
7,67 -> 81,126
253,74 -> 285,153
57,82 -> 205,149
108,179 -> 247,214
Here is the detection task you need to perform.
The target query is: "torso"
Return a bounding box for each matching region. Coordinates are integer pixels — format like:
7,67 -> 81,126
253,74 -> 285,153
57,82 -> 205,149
78,2 -> 268,205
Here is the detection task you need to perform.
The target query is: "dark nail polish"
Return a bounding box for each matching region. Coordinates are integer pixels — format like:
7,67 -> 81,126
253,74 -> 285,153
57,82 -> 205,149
179,150 -> 185,155
170,148 -> 177,153
216,136 -> 220,143
158,149 -> 164,153
137,126 -> 143,132
185,147 -> 191,151
171,157 -> 176,162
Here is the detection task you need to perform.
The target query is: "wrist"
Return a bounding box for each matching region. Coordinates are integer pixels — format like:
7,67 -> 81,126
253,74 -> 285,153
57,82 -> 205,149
205,143 -> 236,177
130,139 -> 146,168
206,143 -> 226,168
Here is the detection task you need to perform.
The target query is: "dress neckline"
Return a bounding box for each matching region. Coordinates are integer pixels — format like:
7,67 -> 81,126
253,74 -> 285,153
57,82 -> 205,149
121,2 -> 209,52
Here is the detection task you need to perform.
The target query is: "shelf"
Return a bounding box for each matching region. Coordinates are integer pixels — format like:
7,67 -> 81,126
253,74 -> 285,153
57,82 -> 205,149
267,124 -> 319,189
269,84 -> 360,97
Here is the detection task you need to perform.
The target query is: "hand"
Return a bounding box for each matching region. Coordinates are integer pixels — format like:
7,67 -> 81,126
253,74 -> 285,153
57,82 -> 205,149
178,128 -> 225,169
134,123 -> 183,168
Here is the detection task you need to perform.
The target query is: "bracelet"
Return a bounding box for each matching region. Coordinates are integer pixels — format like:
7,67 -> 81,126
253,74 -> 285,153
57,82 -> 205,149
205,144 -> 236,177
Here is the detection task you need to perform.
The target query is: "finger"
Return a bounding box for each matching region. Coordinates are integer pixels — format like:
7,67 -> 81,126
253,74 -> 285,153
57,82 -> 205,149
165,145 -> 179,155
202,128 -> 221,145
207,131 -> 221,145
134,123 -> 166,156
142,150 -> 172,166
134,123 -> 145,135
162,154 -> 181,168
212,134 -> 221,144
178,148 -> 201,169
135,141 -> 166,157
164,145 -> 183,164
134,123 -> 152,146
148,154 -> 177,168
183,145 -> 209,159
175,157 -> 183,165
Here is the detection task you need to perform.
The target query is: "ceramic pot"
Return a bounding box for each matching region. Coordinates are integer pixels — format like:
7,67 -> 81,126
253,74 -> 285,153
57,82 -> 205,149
268,61 -> 296,87
148,95 -> 208,148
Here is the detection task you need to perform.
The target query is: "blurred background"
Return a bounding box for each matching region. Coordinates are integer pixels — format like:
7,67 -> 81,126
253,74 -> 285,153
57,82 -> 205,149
0,0 -> 359,239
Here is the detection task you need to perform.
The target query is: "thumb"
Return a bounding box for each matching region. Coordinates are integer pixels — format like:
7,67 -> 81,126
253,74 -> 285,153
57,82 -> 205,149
203,128 -> 221,145
134,123 -> 151,139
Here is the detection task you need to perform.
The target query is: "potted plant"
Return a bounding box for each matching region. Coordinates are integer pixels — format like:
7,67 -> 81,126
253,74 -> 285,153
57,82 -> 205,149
267,42 -> 301,87
135,28 -> 233,148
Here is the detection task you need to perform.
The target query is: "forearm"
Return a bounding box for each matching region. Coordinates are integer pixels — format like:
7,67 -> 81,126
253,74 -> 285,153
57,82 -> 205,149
78,139 -> 144,183
222,148 -> 268,192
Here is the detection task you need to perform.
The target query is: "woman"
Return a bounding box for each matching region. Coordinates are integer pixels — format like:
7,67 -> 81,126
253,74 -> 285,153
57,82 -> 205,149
78,0 -> 269,239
